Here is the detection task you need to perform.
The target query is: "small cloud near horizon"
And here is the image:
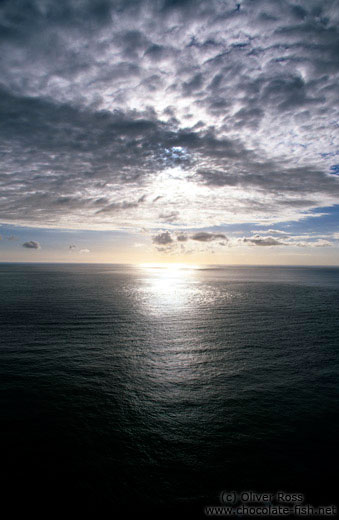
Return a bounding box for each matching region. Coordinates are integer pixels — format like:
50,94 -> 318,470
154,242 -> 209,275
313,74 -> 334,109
22,241 -> 40,249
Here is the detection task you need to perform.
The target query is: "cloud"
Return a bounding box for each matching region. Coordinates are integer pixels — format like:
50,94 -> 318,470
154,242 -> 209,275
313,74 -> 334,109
238,234 -> 333,247
152,231 -> 173,245
191,232 -> 228,242
151,229 -> 231,253
96,196 -> 147,215
311,239 -> 332,247
69,244 -> 90,253
241,235 -> 285,246
0,0 -> 339,232
22,241 -> 41,249
158,210 -> 179,223
260,229 -> 289,236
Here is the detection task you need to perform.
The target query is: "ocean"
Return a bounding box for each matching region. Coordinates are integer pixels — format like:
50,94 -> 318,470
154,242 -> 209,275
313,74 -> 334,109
1,264 -> 338,517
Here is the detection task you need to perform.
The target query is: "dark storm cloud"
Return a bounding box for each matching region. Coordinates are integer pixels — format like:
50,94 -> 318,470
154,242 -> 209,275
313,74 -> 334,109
0,0 -> 339,229
22,240 -> 40,249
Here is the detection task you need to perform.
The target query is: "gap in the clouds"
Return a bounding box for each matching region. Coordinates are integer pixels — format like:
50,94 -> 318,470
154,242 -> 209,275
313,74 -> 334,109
277,205 -> 339,235
0,224 -> 132,237
188,204 -> 339,238
0,224 -> 140,255
329,164 -> 339,175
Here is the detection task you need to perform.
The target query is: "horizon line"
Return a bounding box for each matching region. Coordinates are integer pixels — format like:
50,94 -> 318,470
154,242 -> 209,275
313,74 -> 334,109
0,261 -> 338,268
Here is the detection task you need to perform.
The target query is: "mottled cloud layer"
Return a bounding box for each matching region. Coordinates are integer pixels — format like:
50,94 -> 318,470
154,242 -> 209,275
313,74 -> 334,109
1,0 -> 339,233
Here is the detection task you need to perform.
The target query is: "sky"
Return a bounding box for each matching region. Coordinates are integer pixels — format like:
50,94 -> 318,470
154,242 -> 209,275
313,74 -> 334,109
0,0 -> 338,265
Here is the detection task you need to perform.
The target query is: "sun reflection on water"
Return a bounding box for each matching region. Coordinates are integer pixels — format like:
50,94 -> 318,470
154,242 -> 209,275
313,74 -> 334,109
138,262 -> 200,272
125,264 -> 237,413
137,263 -> 199,312
134,263 -> 235,317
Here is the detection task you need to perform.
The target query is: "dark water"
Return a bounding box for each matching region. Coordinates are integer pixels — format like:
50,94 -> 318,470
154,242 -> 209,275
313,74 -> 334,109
1,264 -> 339,517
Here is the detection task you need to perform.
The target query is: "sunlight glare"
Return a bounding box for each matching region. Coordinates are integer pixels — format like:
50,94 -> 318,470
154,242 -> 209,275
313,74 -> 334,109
137,263 -> 200,313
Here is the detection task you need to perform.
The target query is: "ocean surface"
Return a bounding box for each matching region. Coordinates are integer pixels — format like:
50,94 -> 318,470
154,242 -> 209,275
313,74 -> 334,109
1,264 -> 339,516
